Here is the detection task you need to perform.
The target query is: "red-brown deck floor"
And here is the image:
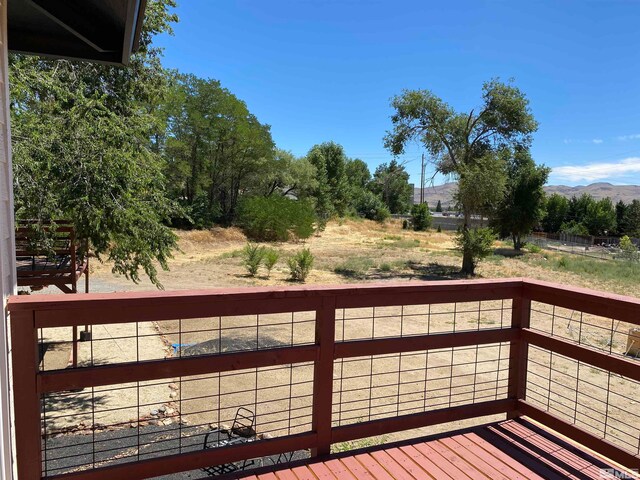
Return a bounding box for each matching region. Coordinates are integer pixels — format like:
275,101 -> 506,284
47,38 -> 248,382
238,418 -> 639,480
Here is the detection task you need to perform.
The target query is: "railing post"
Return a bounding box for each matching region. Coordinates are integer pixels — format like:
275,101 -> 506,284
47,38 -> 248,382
508,296 -> 531,419
10,309 -> 42,480
311,296 -> 336,457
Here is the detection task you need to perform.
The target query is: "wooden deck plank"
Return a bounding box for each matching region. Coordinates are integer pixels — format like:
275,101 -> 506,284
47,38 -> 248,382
440,435 -> 517,480
323,459 -> 357,480
308,462 -> 337,479
473,428 -> 568,480
339,456 -> 378,480
273,469 -> 300,480
487,423 -> 583,479
291,465 -> 318,480
462,432 -> 547,480
500,421 -> 605,478
353,453 -> 395,480
397,445 -> 451,479
426,439 -> 487,480
369,449 -> 423,480
237,419 -> 634,480
386,447 -> 439,479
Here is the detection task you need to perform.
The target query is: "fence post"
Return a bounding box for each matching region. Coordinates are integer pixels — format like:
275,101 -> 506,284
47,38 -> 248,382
10,309 -> 42,479
311,296 -> 336,457
508,296 -> 531,419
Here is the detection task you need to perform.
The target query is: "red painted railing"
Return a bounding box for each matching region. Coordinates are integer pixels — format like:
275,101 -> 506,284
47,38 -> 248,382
7,278 -> 640,479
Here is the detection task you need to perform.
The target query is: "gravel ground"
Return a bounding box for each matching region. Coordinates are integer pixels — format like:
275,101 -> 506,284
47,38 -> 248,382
44,424 -> 308,479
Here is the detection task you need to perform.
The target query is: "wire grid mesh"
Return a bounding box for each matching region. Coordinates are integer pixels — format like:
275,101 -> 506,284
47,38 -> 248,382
332,300 -> 513,427
37,310 -> 316,476
335,299 -> 512,342
332,343 -> 511,427
529,301 -> 640,358
526,346 -> 640,456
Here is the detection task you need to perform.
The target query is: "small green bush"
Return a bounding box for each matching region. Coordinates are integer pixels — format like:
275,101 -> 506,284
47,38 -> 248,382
527,244 -> 542,254
287,248 -> 314,282
402,220 -> 409,230
455,227 -> 495,272
263,248 -> 280,277
619,235 -> 639,261
411,203 -> 432,231
436,225 -> 442,233
242,243 -> 265,276
353,190 -> 390,222
557,256 -> 569,268
238,196 -> 316,241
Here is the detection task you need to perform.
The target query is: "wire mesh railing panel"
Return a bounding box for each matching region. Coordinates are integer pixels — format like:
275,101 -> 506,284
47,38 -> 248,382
41,362 -> 315,476
332,342 -> 511,427
335,300 -> 512,342
37,311 -> 317,371
526,346 -> 640,456
529,301 -> 639,359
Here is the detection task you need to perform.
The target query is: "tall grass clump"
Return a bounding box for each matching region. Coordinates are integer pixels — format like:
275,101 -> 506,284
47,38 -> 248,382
242,243 -> 265,276
288,248 -> 314,282
263,248 -> 280,277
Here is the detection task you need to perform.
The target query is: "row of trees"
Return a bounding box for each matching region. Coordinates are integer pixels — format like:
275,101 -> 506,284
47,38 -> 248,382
543,193 -> 640,237
161,73 -> 413,228
9,0 -> 413,286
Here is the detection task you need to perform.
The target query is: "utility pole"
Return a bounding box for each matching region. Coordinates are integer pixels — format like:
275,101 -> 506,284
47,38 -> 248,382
420,153 -> 426,204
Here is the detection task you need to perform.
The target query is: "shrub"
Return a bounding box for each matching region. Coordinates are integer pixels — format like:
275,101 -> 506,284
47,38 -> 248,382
402,219 -> 409,230
238,196 -> 316,241
287,248 -> 314,282
455,227 -> 495,272
557,256 -> 569,268
436,225 -> 442,233
411,203 -> 432,231
527,244 -> 542,254
353,190 -> 390,222
263,248 -> 280,277
560,220 -> 589,236
619,235 -> 639,261
242,243 -> 265,276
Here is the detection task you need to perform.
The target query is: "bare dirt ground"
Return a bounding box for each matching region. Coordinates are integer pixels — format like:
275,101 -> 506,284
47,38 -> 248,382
42,219 -> 639,463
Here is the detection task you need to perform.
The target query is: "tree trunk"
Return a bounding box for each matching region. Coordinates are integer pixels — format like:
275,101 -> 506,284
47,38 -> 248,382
460,210 -> 475,275
513,234 -> 522,251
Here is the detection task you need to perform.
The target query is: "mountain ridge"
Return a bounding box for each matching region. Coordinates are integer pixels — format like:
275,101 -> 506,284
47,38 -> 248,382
415,182 -> 640,208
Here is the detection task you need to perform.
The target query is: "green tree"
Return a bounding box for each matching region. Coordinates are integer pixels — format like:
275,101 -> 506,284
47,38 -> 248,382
567,193 -> 595,226
624,200 -> 640,237
257,149 -> 317,199
411,203 -> 432,231
542,193 -> 570,233
163,73 -> 275,226
370,159 -> 412,214
491,149 -> 550,250
352,190 -> 390,222
435,200 -> 443,212
615,200 -> 628,236
345,158 -> 371,190
583,197 -> 616,236
385,79 -> 537,274
10,0 -> 179,286
307,142 -> 350,218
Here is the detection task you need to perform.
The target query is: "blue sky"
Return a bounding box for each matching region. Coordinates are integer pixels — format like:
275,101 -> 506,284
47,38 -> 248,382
155,1 -> 640,187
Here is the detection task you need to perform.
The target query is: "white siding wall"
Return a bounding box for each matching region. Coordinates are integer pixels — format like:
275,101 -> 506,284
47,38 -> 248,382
0,0 -> 16,478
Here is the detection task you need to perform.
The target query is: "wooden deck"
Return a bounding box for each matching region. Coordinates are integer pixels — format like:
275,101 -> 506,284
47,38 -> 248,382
240,419 -> 640,480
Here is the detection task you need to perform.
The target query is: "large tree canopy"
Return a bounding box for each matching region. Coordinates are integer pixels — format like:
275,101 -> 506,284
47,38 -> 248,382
10,0 -> 179,286
491,148 -> 550,250
162,73 -> 275,226
385,79 -> 538,273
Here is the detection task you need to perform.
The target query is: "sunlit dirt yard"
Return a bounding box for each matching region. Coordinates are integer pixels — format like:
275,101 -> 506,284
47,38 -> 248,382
39,219 -> 640,467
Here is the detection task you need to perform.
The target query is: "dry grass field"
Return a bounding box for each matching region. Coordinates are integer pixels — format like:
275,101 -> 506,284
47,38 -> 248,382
41,219 -> 639,464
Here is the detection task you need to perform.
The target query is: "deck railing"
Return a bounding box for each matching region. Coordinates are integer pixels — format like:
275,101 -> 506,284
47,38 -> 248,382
7,278 -> 640,479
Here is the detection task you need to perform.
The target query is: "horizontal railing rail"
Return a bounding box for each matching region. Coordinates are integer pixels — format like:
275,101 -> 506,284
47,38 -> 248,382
7,278 -> 640,479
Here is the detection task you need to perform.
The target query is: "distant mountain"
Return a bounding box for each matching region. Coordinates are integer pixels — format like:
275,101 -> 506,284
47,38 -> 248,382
415,182 -> 640,209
